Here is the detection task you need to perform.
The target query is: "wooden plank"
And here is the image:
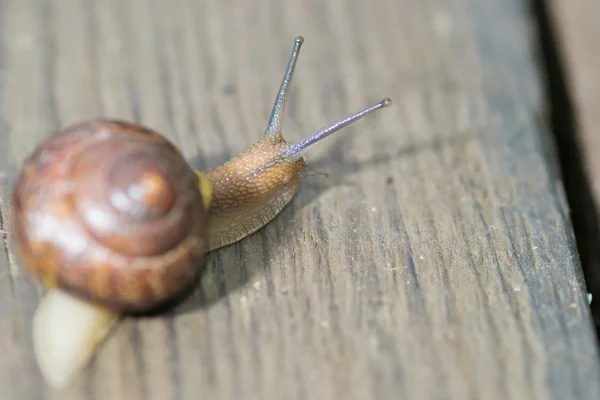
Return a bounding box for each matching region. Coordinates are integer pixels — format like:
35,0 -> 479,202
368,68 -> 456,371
0,0 -> 598,399
546,0 -> 600,328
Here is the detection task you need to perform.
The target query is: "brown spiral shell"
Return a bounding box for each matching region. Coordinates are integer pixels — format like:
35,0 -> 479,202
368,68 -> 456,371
11,119 -> 209,313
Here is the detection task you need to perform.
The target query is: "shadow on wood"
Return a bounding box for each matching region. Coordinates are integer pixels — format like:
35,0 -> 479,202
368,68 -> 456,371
531,0 -> 600,334
166,129 -> 482,317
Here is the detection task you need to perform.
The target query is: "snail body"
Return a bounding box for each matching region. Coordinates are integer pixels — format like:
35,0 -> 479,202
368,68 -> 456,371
11,36 -> 391,387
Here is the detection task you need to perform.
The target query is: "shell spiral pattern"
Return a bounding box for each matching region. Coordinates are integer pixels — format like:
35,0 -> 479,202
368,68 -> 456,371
12,120 -> 209,312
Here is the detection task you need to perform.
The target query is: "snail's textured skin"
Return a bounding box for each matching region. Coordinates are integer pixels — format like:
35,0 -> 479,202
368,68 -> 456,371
205,136 -> 307,250
12,120 -> 209,313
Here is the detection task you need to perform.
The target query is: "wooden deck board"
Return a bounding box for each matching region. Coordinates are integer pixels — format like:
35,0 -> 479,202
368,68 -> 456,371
547,0 -> 600,330
0,0 -> 599,399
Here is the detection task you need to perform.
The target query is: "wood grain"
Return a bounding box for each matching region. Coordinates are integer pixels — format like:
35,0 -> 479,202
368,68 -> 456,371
0,0 -> 599,399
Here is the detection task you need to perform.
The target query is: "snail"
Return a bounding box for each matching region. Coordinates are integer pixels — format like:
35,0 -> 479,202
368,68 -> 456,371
10,36 -> 391,388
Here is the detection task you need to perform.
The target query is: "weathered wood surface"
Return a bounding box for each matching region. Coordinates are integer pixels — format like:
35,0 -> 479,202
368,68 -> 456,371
547,0 -> 600,328
0,0 -> 599,399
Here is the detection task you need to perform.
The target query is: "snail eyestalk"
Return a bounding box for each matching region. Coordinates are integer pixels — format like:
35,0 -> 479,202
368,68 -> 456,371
264,36 -> 304,138
285,98 -> 392,160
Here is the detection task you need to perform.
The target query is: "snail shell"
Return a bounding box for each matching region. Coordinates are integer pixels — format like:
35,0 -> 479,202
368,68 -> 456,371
12,120 -> 209,313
